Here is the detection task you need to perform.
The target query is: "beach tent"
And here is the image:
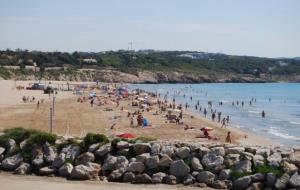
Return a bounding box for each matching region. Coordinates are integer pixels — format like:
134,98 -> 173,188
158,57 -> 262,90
89,92 -> 97,97
143,118 -> 149,126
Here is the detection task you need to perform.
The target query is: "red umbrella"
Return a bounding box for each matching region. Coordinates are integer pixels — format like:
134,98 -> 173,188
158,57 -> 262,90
117,133 -> 137,139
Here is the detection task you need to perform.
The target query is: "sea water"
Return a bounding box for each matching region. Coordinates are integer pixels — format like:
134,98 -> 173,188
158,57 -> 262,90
129,83 -> 300,146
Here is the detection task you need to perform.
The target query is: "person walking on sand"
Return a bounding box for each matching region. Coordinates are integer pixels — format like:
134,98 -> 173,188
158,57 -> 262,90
226,115 -> 230,124
221,117 -> 226,129
226,131 -> 232,143
90,98 -> 94,107
36,100 -> 40,109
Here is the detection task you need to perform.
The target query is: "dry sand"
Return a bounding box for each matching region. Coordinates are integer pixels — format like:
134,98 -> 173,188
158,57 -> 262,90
0,172 -> 213,190
0,79 -> 278,147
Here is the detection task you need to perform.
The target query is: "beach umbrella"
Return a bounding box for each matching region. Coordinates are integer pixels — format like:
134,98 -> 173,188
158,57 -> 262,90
117,133 -> 137,139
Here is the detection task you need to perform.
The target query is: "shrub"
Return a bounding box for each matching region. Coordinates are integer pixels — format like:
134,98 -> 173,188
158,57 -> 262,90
230,169 -> 252,180
254,164 -> 283,177
83,133 -> 109,147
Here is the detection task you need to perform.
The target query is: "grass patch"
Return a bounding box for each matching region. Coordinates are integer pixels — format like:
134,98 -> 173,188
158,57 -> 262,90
230,169 -> 252,180
254,164 -> 283,177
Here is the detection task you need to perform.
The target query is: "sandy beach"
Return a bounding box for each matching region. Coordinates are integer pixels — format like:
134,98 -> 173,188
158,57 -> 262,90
0,79 -> 278,147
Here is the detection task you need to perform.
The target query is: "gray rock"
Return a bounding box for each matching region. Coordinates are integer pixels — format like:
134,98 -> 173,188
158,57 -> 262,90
151,143 -> 161,155
95,143 -> 111,157
129,157 -> 136,163
75,152 -> 95,165
183,174 -> 195,185
158,154 -> 172,167
234,160 -> 252,173
196,171 -> 215,184
274,173 -> 290,190
233,176 -> 252,190
226,147 -> 245,155
256,148 -> 270,158
88,143 -> 100,152
14,163 -> 32,175
134,173 -> 152,184
241,152 -> 254,161
211,147 -> 225,156
116,156 -> 129,168
145,155 -> 159,169
62,145 -> 81,162
176,147 -> 190,159
102,155 -> 117,171
32,151 -> 44,167
199,146 -> 211,158
152,172 -> 167,184
136,153 -> 150,163
1,153 -> 23,170
163,175 -> 177,185
116,141 -> 131,149
211,180 -> 231,189
219,169 -> 231,180
123,172 -> 135,183
169,160 -> 190,178
202,153 -> 224,168
247,182 -> 264,190
266,172 -> 277,187
52,153 -> 66,168
43,143 -> 57,163
224,154 -> 240,167
253,155 -> 265,167
245,146 -> 257,155
0,147 -> 5,155
132,143 -> 151,155
70,162 -> 101,180
108,167 -> 127,182
191,157 -> 203,171
289,172 -> 300,188
267,152 -> 282,167
282,160 -> 298,174
289,151 -> 300,165
127,162 -> 145,174
251,173 -> 265,182
59,163 -> 73,177
160,146 -> 175,157
5,139 -> 16,154
39,166 -> 56,176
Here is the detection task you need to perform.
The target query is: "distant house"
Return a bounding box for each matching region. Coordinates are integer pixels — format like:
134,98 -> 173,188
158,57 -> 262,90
83,58 -> 97,64
25,65 -> 40,72
3,65 -> 20,69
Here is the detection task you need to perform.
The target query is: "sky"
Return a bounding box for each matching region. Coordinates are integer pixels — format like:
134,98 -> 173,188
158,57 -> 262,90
0,0 -> 299,58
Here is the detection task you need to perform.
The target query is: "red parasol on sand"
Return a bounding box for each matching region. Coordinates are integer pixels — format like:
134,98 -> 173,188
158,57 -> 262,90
200,127 -> 213,131
117,133 -> 137,139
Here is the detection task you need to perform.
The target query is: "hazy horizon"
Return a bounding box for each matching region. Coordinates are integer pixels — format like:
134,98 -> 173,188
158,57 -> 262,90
0,0 -> 299,58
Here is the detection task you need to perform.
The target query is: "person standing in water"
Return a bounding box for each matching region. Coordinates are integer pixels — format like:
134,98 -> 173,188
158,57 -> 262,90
203,108 -> 207,118
262,110 -> 266,118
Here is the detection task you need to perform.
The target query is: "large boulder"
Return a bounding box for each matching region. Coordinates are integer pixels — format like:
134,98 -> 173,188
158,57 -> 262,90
274,173 -> 290,190
70,162 -> 101,180
152,172 -> 167,184
108,167 -> 127,182
75,152 -> 95,165
0,147 -> 6,156
116,156 -> 129,168
211,180 -> 231,189
133,143 -> 151,155
282,161 -> 298,174
32,151 -> 44,167
267,152 -> 282,167
219,169 -> 231,180
134,173 -> 152,184
226,147 -> 245,155
224,154 -> 240,167
202,153 -> 224,168
176,147 -> 190,159
1,153 -> 23,170
234,160 -> 252,173
39,166 -> 56,176
233,176 -> 252,190
160,145 -> 175,157
5,139 -> 16,155
151,143 -> 161,155
191,157 -> 203,171
95,143 -> 111,157
102,155 -> 117,171
256,148 -> 270,158
136,153 -> 150,163
123,172 -> 135,183
169,160 -> 190,178
250,173 -> 265,182
253,155 -> 265,167
196,171 -> 215,184
61,145 -> 81,162
116,141 -> 131,149
211,147 -> 225,156
59,163 -> 73,177
126,162 -> 145,174
266,172 -> 277,187
88,143 -> 101,152
289,151 -> 300,165
183,174 -> 195,185
52,153 -> 66,168
158,154 -> 172,167
43,143 -> 57,163
289,172 -> 300,188
163,175 -> 177,185
14,163 -> 32,175
145,155 -> 159,169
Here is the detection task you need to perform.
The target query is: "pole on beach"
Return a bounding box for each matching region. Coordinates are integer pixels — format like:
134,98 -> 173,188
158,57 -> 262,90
50,107 -> 53,134
52,96 -> 55,115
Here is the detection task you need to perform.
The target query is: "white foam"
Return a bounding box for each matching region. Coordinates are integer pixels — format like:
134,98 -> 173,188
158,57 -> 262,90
248,110 -> 260,114
290,121 -> 300,125
268,127 -> 300,141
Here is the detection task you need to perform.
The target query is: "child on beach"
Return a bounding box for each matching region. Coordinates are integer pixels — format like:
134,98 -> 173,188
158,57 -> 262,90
226,131 -> 232,143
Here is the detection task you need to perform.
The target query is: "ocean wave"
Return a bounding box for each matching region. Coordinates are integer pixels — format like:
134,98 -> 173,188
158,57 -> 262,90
248,110 -> 260,114
290,121 -> 300,125
268,127 -> 300,141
